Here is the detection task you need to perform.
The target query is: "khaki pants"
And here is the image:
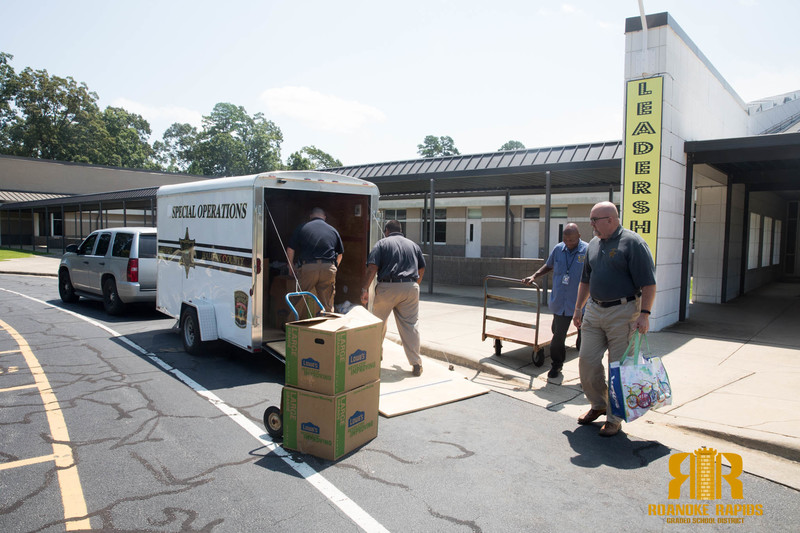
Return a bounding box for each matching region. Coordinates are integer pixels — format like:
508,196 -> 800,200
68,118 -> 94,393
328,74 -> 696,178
372,282 -> 422,366
578,298 -> 640,424
298,262 -> 337,312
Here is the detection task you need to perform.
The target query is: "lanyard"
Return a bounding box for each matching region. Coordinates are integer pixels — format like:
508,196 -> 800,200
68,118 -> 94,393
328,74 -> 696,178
564,246 -> 579,272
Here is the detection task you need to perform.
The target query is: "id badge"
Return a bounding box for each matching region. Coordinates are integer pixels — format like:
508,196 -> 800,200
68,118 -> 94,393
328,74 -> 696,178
561,274 -> 570,285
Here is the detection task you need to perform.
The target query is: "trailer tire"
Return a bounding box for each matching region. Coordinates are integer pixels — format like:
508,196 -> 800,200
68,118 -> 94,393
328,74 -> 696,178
532,348 -> 545,367
263,406 -> 283,439
181,307 -> 204,355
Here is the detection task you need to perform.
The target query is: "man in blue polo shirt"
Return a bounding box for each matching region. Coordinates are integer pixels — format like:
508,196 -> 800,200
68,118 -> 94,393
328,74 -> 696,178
523,223 -> 587,379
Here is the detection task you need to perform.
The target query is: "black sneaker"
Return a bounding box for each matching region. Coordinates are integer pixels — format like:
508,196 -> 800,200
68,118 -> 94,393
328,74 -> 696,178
412,364 -> 423,376
547,366 -> 561,378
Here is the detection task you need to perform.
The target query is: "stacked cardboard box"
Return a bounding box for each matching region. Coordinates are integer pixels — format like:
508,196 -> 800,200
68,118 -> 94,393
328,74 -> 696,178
282,306 -> 382,460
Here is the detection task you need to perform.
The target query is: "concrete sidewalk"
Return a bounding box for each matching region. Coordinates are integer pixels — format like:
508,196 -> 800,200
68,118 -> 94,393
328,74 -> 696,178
383,277 -> 800,488
4,253 -> 800,487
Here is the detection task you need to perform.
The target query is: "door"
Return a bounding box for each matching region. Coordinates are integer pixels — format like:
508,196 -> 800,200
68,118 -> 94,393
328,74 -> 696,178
84,231 -> 112,293
522,220 -> 540,258
548,218 -> 568,254
465,208 -> 482,258
71,232 -> 99,289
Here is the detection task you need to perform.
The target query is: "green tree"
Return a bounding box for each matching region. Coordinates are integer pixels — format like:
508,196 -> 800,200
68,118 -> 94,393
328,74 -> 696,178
153,122 -> 198,173
169,102 -> 284,176
499,140 -> 525,151
0,52 -> 156,168
417,135 -> 460,158
287,145 -> 342,170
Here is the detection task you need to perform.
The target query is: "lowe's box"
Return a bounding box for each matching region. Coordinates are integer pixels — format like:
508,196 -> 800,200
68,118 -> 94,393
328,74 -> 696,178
282,380 -> 379,461
285,306 -> 382,395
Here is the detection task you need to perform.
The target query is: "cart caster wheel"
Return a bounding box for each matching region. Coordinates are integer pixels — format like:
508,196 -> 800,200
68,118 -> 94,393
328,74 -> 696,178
263,406 -> 283,440
494,339 -> 502,357
532,348 -> 545,367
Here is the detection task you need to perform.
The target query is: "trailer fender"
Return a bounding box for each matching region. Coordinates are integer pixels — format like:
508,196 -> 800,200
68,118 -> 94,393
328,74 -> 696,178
182,301 -> 219,342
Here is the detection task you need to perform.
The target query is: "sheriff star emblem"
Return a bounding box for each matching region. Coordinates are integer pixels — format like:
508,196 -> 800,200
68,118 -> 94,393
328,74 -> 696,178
178,228 -> 196,278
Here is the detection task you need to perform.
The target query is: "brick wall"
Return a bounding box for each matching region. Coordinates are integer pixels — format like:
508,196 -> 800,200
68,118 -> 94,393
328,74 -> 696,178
422,255 -> 545,285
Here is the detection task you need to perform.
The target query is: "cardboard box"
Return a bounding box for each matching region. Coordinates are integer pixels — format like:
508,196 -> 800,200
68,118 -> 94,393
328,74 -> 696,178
285,306 -> 383,395
282,380 -> 379,461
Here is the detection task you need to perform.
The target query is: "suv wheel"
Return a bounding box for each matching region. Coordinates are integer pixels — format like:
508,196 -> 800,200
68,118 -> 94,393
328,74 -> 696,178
59,269 -> 79,303
102,278 -> 126,315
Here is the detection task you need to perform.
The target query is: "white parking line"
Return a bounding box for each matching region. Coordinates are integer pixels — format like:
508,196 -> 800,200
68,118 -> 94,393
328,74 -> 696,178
1,288 -> 390,533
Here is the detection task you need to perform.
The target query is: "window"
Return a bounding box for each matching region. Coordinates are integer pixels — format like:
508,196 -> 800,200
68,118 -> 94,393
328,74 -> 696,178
77,233 -> 98,255
550,207 -> 568,218
94,233 -> 112,256
747,213 -> 761,269
138,234 -> 157,259
762,217 -> 772,267
524,207 -> 540,219
113,233 -> 134,258
773,220 -> 782,265
382,209 -> 407,234
422,208 -> 446,244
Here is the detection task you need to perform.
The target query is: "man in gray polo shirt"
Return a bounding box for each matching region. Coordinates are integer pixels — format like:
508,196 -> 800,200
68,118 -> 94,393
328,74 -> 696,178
361,220 -> 426,376
573,201 -> 656,437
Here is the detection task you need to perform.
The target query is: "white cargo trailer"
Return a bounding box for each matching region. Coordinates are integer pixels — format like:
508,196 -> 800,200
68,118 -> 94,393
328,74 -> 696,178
156,171 -> 381,356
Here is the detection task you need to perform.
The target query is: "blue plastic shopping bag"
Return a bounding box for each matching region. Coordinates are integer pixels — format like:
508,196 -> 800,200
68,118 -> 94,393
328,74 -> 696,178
609,331 -> 672,423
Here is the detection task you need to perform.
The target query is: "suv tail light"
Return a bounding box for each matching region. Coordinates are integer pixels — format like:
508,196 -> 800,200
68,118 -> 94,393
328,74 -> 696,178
127,258 -> 139,282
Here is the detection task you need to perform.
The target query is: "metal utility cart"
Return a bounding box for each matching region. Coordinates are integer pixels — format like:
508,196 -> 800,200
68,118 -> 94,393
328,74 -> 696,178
481,275 -> 578,366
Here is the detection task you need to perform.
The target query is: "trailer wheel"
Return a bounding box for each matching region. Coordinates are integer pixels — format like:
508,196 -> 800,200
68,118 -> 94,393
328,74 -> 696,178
494,339 -> 502,357
263,406 -> 283,439
181,307 -> 203,355
532,348 -> 545,367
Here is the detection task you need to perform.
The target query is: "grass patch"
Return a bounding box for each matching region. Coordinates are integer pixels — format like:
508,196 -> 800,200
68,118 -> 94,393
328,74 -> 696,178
0,248 -> 39,261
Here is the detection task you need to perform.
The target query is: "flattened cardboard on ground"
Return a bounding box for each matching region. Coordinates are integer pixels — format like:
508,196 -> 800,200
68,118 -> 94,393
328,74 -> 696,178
282,380 -> 380,461
285,306 -> 383,395
379,340 -> 489,417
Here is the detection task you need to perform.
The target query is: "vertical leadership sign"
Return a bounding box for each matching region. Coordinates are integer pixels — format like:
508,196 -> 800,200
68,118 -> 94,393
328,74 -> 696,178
622,76 -> 663,264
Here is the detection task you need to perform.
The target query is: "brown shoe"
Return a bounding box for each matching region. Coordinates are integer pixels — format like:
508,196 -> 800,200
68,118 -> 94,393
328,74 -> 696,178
577,408 -> 606,425
412,364 -> 423,376
599,421 -> 621,437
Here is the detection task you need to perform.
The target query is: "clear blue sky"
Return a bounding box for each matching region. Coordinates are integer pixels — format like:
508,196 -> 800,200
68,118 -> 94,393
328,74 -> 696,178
2,0 -> 798,166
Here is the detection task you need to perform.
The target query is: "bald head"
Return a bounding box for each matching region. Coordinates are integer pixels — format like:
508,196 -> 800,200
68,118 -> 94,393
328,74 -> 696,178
562,222 -> 581,250
589,201 -> 620,239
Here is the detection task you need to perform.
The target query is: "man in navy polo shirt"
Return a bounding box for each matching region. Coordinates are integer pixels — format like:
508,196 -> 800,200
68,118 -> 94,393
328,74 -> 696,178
361,219 -> 426,376
286,207 -> 344,313
573,201 -> 656,437
523,223 -> 587,379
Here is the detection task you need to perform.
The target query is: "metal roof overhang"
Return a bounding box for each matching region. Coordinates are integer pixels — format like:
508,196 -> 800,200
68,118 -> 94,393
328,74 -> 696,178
329,141 -> 623,198
685,132 -> 800,196
0,187 -> 159,211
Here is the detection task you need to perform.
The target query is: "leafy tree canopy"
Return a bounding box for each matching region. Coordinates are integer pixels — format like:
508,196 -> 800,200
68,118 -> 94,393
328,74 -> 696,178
417,135 -> 460,158
0,52 -> 155,168
287,145 -> 342,170
499,140 -> 525,151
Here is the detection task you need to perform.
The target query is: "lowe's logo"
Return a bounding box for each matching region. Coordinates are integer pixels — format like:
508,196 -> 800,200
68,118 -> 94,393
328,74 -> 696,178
302,357 -> 320,370
348,410 -> 365,427
349,349 -> 367,365
301,422 -> 320,434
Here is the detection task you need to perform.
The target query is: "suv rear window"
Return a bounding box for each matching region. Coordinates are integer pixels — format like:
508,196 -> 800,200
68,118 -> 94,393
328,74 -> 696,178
112,233 -> 134,258
138,234 -> 157,259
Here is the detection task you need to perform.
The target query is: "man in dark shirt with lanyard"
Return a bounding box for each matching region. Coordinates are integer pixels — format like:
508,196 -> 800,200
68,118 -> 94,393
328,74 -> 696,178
286,207 -> 344,313
573,201 -> 656,437
361,219 -> 426,376
523,223 -> 587,379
